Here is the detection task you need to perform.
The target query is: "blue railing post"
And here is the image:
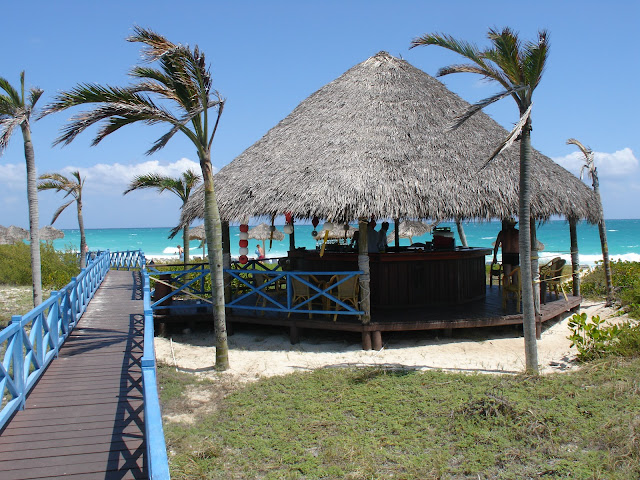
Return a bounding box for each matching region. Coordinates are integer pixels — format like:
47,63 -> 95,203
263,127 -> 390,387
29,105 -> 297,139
10,315 -> 26,412
49,291 -> 60,357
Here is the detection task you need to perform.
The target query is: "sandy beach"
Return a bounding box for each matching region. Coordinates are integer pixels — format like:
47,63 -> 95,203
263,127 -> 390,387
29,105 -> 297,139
154,300 -> 631,383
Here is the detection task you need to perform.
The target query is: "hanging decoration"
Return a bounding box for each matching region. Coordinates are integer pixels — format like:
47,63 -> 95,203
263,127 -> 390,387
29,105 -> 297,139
311,216 -> 320,237
239,223 -> 249,264
283,212 -> 294,235
319,221 -> 333,257
269,216 -> 276,249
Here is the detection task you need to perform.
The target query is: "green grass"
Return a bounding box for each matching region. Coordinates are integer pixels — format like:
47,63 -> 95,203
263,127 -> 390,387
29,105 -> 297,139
159,359 -> 640,479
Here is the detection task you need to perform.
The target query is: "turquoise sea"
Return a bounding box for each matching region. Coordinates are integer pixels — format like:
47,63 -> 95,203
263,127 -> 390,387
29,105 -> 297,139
52,219 -> 640,267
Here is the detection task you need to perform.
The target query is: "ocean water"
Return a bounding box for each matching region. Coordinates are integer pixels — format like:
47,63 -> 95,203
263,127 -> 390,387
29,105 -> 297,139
52,219 -> 640,266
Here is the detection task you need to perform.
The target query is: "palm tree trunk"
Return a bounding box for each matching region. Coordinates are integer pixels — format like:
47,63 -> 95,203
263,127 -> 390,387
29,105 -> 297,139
77,199 -> 87,269
530,217 -> 541,326
201,155 -> 229,370
592,180 -> 613,306
519,120 -> 539,374
21,124 -> 42,306
182,225 -> 190,268
569,218 -> 580,297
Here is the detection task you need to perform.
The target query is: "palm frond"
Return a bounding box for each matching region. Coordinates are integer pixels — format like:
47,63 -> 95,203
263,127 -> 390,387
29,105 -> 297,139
127,26 -> 178,63
522,31 -> 549,94
451,85 -> 526,130
0,76 -> 21,105
0,115 -> 22,151
28,88 -> 44,110
480,103 -> 533,169
485,27 -> 523,84
50,199 -> 74,225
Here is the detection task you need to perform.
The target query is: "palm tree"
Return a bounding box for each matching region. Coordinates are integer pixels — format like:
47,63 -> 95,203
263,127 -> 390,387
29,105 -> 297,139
411,27 -> 549,374
124,169 -> 201,266
567,138 -> 613,306
41,27 -> 229,370
37,171 -> 88,268
0,72 -> 44,306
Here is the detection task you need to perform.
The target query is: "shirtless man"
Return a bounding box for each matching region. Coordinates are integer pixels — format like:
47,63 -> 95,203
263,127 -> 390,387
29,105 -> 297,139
493,219 -> 519,279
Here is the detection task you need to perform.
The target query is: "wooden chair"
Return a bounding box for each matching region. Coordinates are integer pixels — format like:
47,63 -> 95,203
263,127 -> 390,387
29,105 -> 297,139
540,257 -> 567,303
489,260 -> 502,287
501,267 -> 521,312
327,274 -> 360,321
289,275 -> 322,318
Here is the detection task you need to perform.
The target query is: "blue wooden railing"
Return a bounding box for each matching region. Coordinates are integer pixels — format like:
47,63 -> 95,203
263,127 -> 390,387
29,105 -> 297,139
0,251 -> 111,430
141,265 -> 171,480
146,259 -> 364,318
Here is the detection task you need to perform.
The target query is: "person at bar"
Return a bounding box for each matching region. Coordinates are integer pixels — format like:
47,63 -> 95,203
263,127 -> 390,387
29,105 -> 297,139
377,221 -> 389,252
493,219 -> 519,280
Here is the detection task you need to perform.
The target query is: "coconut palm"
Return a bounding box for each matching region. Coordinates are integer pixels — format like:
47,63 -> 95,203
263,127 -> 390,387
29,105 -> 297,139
0,72 -> 44,306
37,171 -> 88,268
411,27 -> 549,374
124,169 -> 201,266
567,138 -> 613,305
40,27 -> 229,370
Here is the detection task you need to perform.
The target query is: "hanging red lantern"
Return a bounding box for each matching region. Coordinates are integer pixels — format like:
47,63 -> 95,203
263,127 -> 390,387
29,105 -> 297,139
285,212 -> 293,224
239,224 -> 249,233
239,223 -> 250,264
239,254 -> 248,264
312,216 -> 320,228
239,239 -> 248,248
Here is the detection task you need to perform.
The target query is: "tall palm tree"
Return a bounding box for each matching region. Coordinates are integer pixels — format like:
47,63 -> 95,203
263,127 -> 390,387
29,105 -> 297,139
411,27 -> 549,374
37,171 -> 88,268
41,27 -> 229,370
0,72 -> 44,306
124,168 -> 201,266
567,138 -> 613,306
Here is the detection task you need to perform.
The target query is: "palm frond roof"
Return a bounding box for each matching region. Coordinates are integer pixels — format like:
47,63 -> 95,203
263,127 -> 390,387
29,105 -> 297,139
182,51 -> 599,224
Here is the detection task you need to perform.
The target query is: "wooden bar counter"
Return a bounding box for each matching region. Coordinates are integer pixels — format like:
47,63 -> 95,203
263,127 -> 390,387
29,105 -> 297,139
289,246 -> 491,308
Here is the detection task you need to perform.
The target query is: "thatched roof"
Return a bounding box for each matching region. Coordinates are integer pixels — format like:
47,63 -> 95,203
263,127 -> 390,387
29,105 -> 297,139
182,51 -> 599,225
0,225 -> 28,244
39,225 -> 64,242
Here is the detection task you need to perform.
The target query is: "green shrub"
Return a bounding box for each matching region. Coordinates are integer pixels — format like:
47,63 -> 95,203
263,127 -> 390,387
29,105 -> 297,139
579,261 -> 640,319
568,312 -> 640,361
0,242 -> 80,290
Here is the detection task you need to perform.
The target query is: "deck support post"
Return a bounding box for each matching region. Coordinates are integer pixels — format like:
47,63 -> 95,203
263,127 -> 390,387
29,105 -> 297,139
372,330 -> 382,350
394,218 -> 400,248
569,218 -> 580,297
358,218 -> 372,325
536,315 -> 542,340
361,331 -> 372,350
289,218 -> 296,252
222,221 -> 232,310
290,324 -> 300,344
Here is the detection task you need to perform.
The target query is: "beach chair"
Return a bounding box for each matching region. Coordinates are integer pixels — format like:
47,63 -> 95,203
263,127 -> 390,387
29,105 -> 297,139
489,259 -> 502,287
327,274 -> 360,321
501,267 -> 521,312
289,275 -> 323,319
540,257 -> 567,303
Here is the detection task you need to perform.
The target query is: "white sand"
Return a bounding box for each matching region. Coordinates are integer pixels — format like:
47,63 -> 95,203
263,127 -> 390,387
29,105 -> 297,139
154,301 -> 631,383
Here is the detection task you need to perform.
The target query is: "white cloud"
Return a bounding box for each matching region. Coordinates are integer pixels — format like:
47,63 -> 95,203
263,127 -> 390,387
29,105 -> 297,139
554,148 -> 638,179
0,163 -> 27,190
56,157 -> 208,193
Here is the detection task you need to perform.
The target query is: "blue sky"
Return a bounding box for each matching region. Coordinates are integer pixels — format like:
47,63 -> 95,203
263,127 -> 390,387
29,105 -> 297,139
1,0 -> 638,229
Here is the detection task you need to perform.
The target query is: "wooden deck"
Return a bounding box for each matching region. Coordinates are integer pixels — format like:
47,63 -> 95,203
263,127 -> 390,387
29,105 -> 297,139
217,285 -> 581,349
0,270 -> 146,480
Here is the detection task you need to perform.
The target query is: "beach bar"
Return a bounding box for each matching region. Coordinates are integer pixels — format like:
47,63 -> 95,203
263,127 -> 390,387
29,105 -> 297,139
177,52 -> 600,348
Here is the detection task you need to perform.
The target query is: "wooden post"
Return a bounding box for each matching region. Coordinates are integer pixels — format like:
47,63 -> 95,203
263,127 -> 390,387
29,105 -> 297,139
456,218 -> 468,247
361,331 -> 372,350
372,330 -> 382,350
358,219 -> 372,326
569,217 -> 580,297
289,218 -> 296,252
290,324 -> 300,344
394,218 -> 400,249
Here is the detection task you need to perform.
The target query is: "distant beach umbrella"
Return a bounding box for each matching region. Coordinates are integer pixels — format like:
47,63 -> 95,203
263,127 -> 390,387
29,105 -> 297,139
387,220 -> 437,244
248,223 -> 284,254
313,224 -> 357,241
188,224 -> 207,258
39,225 -> 65,242
0,225 -> 29,244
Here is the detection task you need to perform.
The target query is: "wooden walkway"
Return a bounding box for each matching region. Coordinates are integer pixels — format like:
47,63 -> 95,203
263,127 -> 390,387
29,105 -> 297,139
0,270 -> 147,479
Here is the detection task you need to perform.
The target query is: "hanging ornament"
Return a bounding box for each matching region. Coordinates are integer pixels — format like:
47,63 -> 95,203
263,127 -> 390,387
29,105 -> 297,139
283,224 -> 293,235
239,223 -> 249,264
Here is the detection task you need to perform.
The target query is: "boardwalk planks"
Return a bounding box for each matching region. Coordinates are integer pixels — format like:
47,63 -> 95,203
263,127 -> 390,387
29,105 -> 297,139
0,270 -> 147,480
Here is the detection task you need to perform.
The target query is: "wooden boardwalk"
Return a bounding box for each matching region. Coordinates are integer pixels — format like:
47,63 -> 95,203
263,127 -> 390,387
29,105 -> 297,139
0,270 -> 147,480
